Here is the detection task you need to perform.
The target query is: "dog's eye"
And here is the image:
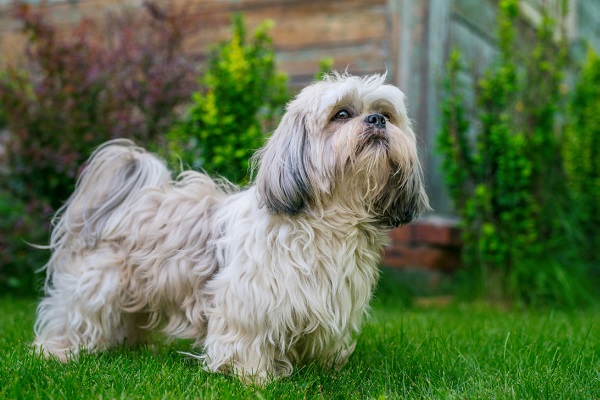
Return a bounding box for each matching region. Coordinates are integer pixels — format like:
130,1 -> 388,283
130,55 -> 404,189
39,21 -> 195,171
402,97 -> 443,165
382,113 -> 391,122
334,110 -> 351,120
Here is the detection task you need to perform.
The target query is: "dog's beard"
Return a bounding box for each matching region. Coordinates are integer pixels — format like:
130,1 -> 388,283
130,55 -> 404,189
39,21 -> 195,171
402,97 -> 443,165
355,127 -> 390,156
320,125 -> 395,219
348,133 -> 393,192
334,121 -> 398,185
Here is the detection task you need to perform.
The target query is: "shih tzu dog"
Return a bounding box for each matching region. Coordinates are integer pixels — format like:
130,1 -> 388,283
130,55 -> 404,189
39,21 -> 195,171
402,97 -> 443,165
34,73 -> 429,383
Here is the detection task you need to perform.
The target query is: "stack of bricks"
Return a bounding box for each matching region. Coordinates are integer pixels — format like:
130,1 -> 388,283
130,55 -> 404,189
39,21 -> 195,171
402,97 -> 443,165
384,216 -> 462,273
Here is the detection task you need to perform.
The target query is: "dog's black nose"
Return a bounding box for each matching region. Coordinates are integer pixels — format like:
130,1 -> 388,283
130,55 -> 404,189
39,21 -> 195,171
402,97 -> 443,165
365,114 -> 386,129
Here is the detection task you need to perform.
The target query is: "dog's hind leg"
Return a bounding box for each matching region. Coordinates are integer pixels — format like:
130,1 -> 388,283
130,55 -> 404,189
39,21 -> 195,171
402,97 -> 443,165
34,244 -> 133,360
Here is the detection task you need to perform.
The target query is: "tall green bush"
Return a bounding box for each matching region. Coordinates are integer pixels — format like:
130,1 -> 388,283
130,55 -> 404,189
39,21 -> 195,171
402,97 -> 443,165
438,0 -> 591,306
563,49 -> 600,267
167,15 -> 288,184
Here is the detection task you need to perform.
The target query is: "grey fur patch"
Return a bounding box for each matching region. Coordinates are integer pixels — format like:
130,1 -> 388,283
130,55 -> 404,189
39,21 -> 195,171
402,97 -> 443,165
254,114 -> 314,215
376,165 -> 430,228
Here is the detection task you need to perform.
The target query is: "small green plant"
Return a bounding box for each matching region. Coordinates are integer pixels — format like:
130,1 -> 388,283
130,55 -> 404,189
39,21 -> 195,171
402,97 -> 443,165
438,0 -> 592,306
314,57 -> 334,80
167,15 -> 288,184
563,48 -> 600,267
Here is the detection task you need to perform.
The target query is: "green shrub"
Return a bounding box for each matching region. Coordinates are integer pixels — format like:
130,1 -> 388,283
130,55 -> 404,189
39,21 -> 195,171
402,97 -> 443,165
315,57 -> 334,80
563,49 -> 600,267
166,14 -> 288,184
437,0 -> 592,306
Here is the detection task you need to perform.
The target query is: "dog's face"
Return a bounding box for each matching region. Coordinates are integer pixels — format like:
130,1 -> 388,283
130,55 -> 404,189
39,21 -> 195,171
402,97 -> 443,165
254,73 -> 430,227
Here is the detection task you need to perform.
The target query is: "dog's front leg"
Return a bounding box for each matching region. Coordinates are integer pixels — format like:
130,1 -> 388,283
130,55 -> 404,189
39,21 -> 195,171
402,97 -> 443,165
328,338 -> 357,370
201,313 -> 292,385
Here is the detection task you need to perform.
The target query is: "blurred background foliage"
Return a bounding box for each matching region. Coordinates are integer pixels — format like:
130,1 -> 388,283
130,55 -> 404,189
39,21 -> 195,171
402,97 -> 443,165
0,0 -> 597,308
165,14 -> 289,184
437,0 -> 599,307
563,49 -> 600,268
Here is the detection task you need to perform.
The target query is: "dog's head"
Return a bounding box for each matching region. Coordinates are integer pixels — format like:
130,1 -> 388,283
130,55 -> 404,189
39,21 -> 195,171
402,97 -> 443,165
253,73 -> 430,227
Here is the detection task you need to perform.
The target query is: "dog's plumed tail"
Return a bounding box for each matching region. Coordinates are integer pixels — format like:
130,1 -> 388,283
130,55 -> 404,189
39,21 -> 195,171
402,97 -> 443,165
50,139 -> 171,252
35,140 -> 173,358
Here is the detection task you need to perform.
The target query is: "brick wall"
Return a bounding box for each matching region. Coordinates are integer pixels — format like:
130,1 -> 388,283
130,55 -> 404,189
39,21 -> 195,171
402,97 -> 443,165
384,216 -> 462,272
382,216 -> 462,293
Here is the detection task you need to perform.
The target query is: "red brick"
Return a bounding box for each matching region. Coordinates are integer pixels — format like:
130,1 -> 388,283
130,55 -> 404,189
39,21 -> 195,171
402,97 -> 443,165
410,216 -> 462,247
384,243 -> 462,272
383,243 -> 415,267
384,217 -> 463,272
410,246 -> 461,271
383,251 -> 407,268
389,225 -> 414,244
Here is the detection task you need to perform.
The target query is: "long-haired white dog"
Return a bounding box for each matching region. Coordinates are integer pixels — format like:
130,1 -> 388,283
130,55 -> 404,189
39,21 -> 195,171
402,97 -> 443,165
34,73 -> 429,383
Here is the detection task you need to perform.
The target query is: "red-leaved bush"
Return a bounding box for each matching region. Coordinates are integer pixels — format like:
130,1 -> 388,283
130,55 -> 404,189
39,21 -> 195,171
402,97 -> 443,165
0,1 -> 198,294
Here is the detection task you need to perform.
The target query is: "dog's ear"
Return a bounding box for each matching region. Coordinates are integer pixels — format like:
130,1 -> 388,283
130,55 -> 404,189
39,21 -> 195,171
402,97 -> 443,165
377,166 -> 430,228
253,113 -> 313,215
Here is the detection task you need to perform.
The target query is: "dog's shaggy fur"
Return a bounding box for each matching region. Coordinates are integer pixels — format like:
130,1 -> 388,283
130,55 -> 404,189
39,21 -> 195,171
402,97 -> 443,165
34,73 -> 429,383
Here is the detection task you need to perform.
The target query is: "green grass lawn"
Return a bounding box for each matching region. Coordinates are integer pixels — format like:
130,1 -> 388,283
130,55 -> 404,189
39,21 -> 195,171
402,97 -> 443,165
1,271 -> 599,399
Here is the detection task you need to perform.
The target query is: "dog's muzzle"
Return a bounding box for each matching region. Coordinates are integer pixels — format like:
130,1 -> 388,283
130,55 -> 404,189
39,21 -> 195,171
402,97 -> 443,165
363,113 -> 388,143
364,113 -> 386,130
361,113 -> 388,144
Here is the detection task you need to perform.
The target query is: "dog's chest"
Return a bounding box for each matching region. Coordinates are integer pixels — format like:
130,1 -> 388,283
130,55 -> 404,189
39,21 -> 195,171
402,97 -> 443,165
276,225 -> 382,332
